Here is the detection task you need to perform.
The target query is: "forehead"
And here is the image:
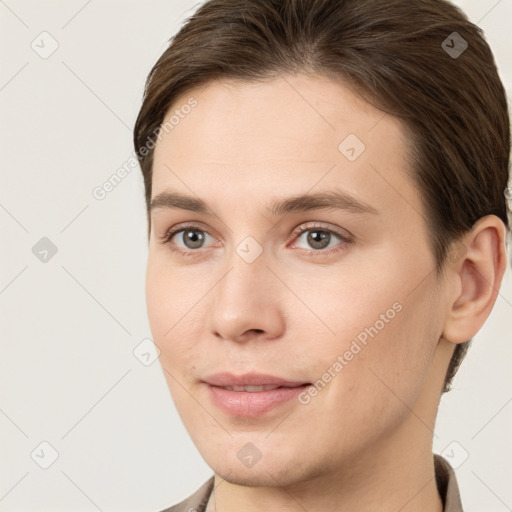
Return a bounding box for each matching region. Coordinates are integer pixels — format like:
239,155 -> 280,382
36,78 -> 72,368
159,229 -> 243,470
154,74 -> 401,162
151,74 -> 418,219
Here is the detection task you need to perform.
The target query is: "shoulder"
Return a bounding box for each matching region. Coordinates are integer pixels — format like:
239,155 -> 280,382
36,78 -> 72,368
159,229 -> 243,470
156,476 -> 215,512
434,454 -> 464,512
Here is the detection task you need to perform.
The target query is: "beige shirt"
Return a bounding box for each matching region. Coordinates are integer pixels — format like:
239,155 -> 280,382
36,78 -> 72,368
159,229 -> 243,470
159,454 -> 463,512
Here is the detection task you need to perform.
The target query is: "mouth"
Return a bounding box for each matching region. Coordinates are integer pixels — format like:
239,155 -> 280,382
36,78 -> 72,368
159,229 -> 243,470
201,373 -> 312,417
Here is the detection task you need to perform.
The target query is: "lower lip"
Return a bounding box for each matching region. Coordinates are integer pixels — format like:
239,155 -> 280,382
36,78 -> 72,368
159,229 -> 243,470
205,384 -> 310,417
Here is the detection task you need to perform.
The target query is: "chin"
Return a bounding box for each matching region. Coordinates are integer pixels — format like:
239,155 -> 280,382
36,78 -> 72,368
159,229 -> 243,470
204,447 -> 321,488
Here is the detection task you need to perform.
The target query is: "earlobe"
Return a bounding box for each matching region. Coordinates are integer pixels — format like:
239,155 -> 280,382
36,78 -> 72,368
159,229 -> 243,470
441,215 -> 508,345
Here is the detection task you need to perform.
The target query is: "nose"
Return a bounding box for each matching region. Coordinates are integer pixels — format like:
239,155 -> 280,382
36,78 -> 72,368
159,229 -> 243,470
206,246 -> 286,344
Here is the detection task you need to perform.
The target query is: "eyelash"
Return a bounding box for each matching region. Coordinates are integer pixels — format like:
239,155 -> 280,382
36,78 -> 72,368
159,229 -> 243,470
159,222 -> 352,258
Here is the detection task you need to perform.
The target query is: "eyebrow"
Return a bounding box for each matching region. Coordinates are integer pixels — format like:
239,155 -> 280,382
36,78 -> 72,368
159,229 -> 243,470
149,189 -> 379,217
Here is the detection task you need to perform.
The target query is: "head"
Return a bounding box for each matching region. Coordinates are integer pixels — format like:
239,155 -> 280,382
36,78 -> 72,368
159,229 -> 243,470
134,0 -> 510,487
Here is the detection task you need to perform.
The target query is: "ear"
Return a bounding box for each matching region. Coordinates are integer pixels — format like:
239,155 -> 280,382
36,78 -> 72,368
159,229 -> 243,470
441,215 -> 508,344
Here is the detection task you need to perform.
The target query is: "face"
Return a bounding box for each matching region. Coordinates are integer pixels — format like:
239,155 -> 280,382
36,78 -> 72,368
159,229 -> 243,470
146,74 -> 447,487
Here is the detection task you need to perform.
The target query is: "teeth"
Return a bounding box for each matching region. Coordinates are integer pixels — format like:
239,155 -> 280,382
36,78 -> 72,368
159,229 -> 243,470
223,385 -> 281,392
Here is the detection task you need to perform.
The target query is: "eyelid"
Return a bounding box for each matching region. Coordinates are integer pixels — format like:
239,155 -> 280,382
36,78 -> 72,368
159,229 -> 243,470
289,221 -> 353,244
159,221 -> 213,243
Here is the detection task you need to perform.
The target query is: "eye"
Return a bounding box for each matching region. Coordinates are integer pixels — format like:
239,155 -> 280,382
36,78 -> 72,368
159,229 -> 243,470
290,222 -> 351,255
160,224 -> 215,256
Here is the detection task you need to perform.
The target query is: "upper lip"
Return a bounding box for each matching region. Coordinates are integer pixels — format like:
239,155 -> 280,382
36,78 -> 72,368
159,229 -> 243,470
203,372 -> 310,387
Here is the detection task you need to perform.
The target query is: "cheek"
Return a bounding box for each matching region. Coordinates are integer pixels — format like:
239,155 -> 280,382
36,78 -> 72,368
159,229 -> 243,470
145,252 -> 198,337
299,260 -> 439,410
289,262 -> 403,353
145,255 -> 212,381
320,285 -> 440,433
145,256 -> 170,339
145,256 -> 186,365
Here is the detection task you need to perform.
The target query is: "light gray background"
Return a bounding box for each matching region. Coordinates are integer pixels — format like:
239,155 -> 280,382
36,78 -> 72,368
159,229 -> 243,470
1,1 -> 511,511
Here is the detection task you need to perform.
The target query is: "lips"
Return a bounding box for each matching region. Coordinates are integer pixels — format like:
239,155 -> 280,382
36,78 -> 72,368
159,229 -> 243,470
203,374 -> 312,417
202,372 -> 310,389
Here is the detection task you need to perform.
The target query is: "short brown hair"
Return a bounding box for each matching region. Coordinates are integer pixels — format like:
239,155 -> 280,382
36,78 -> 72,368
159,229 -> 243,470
133,0 -> 511,393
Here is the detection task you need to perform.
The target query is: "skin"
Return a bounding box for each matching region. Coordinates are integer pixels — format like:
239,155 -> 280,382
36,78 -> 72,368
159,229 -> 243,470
146,74 -> 507,512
